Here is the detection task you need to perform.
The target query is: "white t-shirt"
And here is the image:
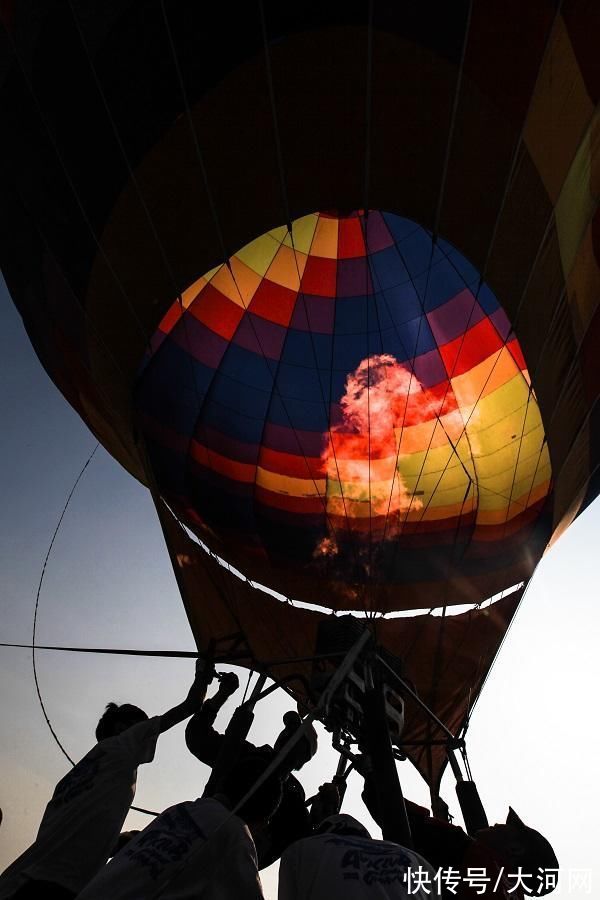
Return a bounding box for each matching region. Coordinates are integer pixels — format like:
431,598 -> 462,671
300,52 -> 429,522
77,798 -> 265,900
0,716 -> 162,898
279,831 -> 436,900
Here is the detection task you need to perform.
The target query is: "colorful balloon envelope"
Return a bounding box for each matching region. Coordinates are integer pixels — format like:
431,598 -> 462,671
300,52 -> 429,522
2,1 -> 600,785
137,210 -> 551,612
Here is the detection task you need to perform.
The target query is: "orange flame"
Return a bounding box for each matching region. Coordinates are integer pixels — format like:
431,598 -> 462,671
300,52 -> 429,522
316,354 -> 462,557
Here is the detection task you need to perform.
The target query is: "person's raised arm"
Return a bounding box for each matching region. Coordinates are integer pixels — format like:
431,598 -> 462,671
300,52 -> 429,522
206,671 -> 240,716
185,671 -> 240,764
157,657 -> 214,734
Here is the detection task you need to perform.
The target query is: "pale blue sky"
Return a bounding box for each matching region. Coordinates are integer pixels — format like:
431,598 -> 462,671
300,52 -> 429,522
1,279 -> 598,899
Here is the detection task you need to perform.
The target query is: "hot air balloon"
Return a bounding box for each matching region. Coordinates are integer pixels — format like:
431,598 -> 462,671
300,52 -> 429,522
1,0 -> 599,806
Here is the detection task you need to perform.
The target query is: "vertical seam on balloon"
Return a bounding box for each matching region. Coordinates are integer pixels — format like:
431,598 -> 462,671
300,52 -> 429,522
1,22 -> 153,356
224,237 -> 356,592
364,3 -> 375,609
360,216 -> 388,612
366,243 -> 373,605
441,481 -> 480,607
432,0 -> 473,242
423,606 -> 448,786
250,0 -> 368,593
287,217 -> 370,606
369,228 -> 435,565
363,0 -> 374,219
259,1 -> 371,603
159,0 -> 229,262
288,218 -> 371,612
499,388 -> 536,539
516,436 -> 550,532
362,224 -> 390,611
360,218 -> 440,601
258,0 -> 291,232
250,243 -> 305,577
245,223 -> 343,588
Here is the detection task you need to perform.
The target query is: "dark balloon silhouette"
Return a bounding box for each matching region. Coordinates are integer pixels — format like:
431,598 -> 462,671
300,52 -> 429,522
2,1 -> 599,787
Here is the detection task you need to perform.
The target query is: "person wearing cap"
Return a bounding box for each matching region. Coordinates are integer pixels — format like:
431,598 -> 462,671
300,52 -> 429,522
185,672 -> 318,866
401,800 -> 559,899
278,811 -> 436,899
463,808 -> 559,899
357,761 -> 558,899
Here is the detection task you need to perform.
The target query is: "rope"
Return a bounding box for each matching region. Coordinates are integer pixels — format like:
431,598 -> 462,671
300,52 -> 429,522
2,643 -> 200,659
241,669 -> 254,705
31,445 -> 99,767
463,579 -> 532,730
20,443 -> 159,816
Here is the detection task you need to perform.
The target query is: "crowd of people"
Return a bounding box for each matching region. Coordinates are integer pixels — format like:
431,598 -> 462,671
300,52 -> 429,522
0,661 -> 558,899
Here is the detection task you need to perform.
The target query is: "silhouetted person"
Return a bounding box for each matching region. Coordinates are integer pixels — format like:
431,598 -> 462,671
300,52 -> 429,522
404,800 -> 559,899
0,661 -> 212,900
77,754 -> 283,900
185,672 -> 317,866
278,813 -> 435,900
362,771 -> 559,900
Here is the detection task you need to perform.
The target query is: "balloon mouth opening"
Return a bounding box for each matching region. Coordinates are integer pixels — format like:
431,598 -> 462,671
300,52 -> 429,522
136,209 -> 551,596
